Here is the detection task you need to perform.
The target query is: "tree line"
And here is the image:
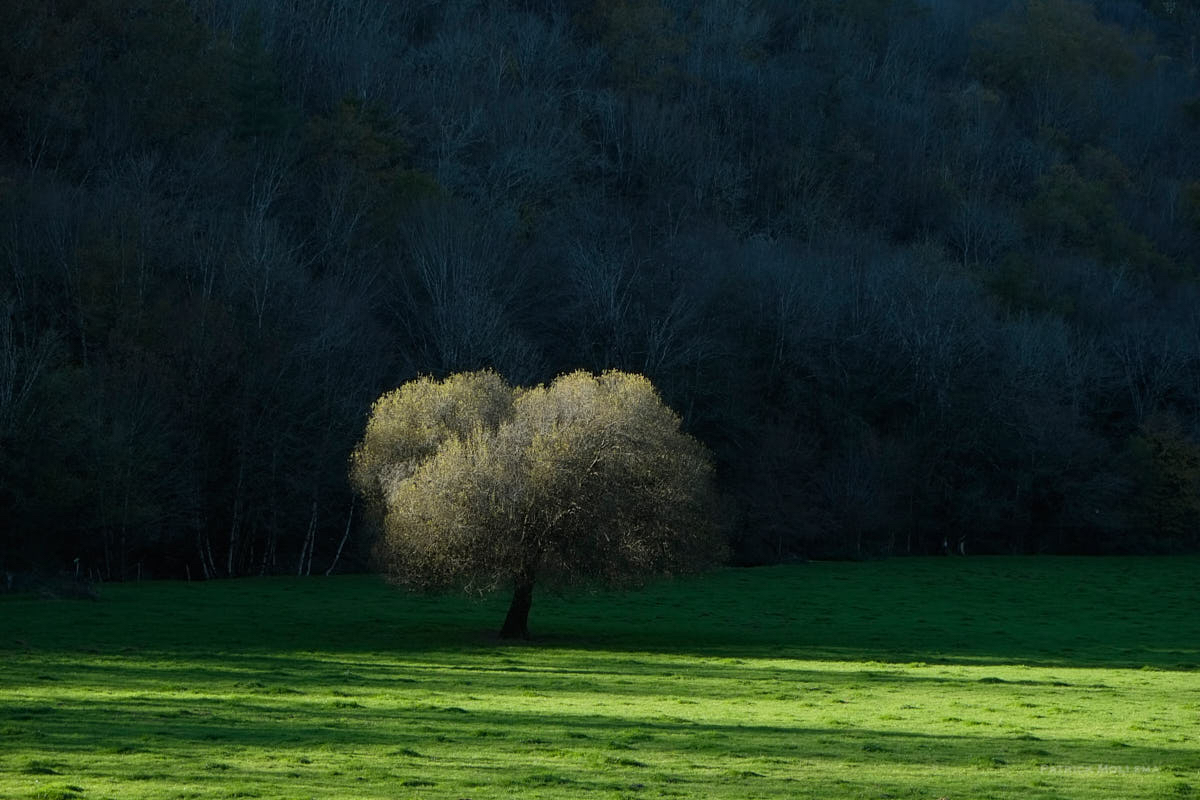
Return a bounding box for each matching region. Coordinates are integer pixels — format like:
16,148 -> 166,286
2,0 -> 1199,580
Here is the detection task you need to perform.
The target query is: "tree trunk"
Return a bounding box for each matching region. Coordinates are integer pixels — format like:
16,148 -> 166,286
325,499 -> 354,576
499,579 -> 534,639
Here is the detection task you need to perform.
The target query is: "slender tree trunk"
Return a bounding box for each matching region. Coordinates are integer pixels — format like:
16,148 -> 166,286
197,530 -> 215,579
228,461 -> 245,578
325,499 -> 354,576
296,532 -> 310,576
298,499 -> 317,576
499,579 -> 534,639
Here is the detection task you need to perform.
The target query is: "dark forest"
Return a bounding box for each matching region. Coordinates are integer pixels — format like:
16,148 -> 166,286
2,0 -> 1199,580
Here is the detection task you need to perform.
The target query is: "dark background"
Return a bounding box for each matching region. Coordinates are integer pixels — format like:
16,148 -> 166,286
2,0 -> 1199,580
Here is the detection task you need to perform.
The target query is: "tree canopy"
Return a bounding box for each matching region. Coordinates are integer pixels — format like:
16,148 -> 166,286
351,370 -> 723,638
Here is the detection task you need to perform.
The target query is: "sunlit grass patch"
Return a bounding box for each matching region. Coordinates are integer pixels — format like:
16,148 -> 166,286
1,557 -> 1198,799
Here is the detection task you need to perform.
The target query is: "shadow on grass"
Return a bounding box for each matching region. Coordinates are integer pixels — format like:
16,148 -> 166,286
0,648 -> 1129,704
4,680 -> 1196,774
1,557 -> 1198,670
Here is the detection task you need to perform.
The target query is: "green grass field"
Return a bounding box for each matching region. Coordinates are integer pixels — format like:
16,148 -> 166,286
1,557 -> 1198,800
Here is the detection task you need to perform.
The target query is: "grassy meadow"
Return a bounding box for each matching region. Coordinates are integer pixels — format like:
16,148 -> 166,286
1,557 -> 1198,800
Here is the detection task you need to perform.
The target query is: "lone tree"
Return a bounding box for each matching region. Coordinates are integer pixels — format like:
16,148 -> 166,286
350,369 -> 724,638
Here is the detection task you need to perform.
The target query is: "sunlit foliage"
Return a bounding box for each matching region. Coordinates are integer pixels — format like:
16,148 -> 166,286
352,370 -> 722,637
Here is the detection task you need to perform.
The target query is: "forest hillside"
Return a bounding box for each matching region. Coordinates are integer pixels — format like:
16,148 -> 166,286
2,0 -> 1199,577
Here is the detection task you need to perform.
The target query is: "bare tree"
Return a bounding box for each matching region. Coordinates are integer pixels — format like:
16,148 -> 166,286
0,299 -> 57,440
390,201 -> 543,382
1110,321 -> 1187,424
